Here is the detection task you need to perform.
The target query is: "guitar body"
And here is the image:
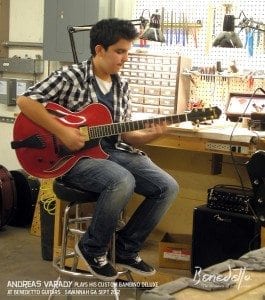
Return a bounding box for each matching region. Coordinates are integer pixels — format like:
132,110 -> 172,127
13,102 -> 112,178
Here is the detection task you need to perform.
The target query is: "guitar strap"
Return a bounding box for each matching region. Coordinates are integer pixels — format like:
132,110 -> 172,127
0,165 -> 17,228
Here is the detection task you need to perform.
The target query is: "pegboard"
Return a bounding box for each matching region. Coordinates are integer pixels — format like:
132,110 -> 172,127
132,0 -> 265,112
189,75 -> 265,113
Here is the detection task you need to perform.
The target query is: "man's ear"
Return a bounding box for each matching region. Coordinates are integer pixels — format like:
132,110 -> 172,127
95,45 -> 105,56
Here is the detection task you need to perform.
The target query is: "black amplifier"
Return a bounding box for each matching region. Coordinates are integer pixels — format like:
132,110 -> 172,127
207,185 -> 254,215
191,205 -> 261,273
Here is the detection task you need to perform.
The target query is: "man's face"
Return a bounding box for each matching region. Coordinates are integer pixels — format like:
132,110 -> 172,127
97,38 -> 132,74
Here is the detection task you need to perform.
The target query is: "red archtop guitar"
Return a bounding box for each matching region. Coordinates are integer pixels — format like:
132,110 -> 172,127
11,102 -> 221,178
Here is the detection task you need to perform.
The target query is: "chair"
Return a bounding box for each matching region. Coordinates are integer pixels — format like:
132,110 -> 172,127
246,150 -> 265,226
49,178 -> 133,300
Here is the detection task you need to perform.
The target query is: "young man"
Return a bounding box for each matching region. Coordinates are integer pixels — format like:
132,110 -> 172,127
17,18 -> 179,281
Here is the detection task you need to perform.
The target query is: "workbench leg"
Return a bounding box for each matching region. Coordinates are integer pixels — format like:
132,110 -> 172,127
211,153 -> 223,175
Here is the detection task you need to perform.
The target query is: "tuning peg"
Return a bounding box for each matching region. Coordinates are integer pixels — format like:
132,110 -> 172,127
192,119 -> 200,127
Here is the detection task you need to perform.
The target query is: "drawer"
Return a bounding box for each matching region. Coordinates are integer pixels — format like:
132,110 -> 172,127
131,56 -> 139,63
147,57 -> 155,64
122,70 -> 130,77
153,72 -> 161,79
131,63 -> 138,70
130,85 -> 145,94
160,106 -> 175,115
123,62 -> 131,69
160,96 -> 175,106
143,105 -> 160,114
132,95 -> 144,104
130,71 -> 138,77
160,87 -> 175,97
163,57 -> 171,64
138,64 -> 146,71
144,95 -> 160,106
146,72 -> 154,78
145,86 -> 161,96
162,65 -> 171,72
146,65 -> 155,71
145,79 -> 154,86
129,78 -> 138,84
161,73 -> 171,80
139,57 -> 147,63
131,104 -> 143,112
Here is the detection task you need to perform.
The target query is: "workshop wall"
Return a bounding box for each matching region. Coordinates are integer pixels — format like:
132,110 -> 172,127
0,0 -> 45,169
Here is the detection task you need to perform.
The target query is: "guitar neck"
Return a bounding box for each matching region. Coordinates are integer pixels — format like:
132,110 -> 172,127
88,113 -> 187,139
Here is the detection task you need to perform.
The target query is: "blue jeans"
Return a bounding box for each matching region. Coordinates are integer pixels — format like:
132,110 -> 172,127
62,149 -> 179,258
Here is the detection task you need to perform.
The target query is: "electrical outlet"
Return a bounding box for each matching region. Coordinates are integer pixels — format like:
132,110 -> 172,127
206,142 -> 249,154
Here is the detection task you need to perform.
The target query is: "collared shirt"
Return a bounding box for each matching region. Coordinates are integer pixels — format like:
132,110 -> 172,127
23,58 -> 132,124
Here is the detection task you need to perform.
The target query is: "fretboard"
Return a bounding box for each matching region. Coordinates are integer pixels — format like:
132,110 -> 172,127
88,113 -> 188,139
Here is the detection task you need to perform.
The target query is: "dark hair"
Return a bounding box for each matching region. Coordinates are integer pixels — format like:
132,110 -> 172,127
90,18 -> 139,56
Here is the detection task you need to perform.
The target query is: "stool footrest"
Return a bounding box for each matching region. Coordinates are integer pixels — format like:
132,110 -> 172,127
53,256 -> 94,280
69,228 -> 86,235
53,254 -> 130,279
68,216 -> 93,224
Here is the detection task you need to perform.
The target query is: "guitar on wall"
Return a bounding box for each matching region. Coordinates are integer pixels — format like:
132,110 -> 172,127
11,102 -> 221,178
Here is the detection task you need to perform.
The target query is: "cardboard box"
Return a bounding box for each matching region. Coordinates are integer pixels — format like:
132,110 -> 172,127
159,233 -> 192,270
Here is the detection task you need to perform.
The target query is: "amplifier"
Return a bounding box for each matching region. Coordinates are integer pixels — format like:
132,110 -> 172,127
191,205 -> 261,273
207,184 -> 254,215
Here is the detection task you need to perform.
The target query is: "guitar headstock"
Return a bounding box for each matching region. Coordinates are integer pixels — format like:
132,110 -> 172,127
187,106 -> 222,123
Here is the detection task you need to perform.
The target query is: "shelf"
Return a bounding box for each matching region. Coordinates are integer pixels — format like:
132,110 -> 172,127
162,22 -> 202,29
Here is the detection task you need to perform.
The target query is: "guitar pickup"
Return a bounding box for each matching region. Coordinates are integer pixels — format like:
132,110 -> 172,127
11,135 -> 45,149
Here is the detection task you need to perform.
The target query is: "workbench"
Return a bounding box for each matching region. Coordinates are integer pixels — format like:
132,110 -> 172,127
147,119 -> 265,174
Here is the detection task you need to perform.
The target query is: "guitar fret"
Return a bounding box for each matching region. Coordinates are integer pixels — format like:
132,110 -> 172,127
109,124 -> 114,136
96,126 -> 101,138
113,123 -> 118,134
98,127 -> 102,138
106,124 -> 111,136
105,125 -> 110,136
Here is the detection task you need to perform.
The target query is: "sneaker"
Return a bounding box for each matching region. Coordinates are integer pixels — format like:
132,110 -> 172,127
116,255 -> 156,276
75,241 -> 118,281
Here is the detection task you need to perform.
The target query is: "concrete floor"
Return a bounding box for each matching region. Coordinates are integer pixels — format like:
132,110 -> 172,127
0,225 -> 190,300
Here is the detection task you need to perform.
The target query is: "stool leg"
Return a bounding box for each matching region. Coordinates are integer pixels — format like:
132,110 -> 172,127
110,231 -> 116,264
71,204 -> 81,272
125,271 -> 134,282
60,204 -> 71,269
47,275 -> 61,300
109,212 -> 134,283
113,282 -> 120,300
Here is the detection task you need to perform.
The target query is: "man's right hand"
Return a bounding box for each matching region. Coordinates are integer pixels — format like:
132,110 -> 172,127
58,126 -> 86,152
